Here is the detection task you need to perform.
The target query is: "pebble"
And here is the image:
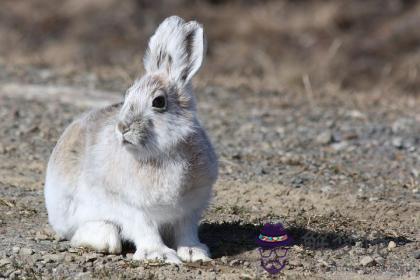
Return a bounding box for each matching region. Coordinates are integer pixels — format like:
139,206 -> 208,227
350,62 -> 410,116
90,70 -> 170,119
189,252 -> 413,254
220,256 -> 228,265
316,131 -> 333,145
229,259 -> 240,266
125,253 -> 134,260
12,246 -> 20,254
347,110 -> 365,119
240,273 -> 253,280
9,270 -> 22,278
413,251 -> 420,259
68,248 -> 79,253
293,245 -> 304,252
392,137 -> 403,149
331,142 -> 348,151
44,253 -> 65,263
0,258 -> 12,267
35,231 -> 50,240
291,176 -> 306,188
374,255 -> 385,265
84,253 -> 99,262
387,241 -> 396,250
20,248 -> 34,255
317,259 -> 330,267
360,256 -> 375,266
321,185 -> 333,193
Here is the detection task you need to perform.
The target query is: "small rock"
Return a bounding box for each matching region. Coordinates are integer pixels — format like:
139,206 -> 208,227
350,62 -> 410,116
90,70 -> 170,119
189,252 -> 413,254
360,256 -> 375,266
374,255 -> 385,265
12,246 -> 20,254
54,234 -> 65,242
292,245 -> 304,252
107,255 -> 121,262
392,137 -> 403,149
20,248 -> 34,255
56,244 -> 68,252
68,248 -> 79,253
33,254 -> 44,262
321,185 -> 332,193
0,258 -> 12,267
240,273 -> 253,280
125,253 -> 134,260
331,142 -> 348,151
220,256 -> 228,264
44,253 -> 65,263
36,262 -> 45,269
291,176 -> 307,188
35,232 -> 50,240
3,268 -> 14,278
316,131 -> 333,145
229,259 -> 240,266
84,253 -> 99,262
387,241 -> 396,250
317,259 -> 330,267
243,261 -> 250,267
347,110 -> 365,119
9,270 -> 22,278
413,251 -> 420,259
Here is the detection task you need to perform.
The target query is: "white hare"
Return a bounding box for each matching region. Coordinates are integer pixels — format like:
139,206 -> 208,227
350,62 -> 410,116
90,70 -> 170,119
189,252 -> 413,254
44,16 -> 218,264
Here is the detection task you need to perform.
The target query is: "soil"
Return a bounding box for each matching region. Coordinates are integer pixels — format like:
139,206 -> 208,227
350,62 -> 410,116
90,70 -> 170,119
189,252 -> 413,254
0,1 -> 419,279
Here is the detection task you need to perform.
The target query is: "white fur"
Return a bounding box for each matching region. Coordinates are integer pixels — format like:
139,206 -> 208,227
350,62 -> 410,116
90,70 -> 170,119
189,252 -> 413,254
70,221 -> 122,254
144,16 -> 205,86
44,16 -> 217,264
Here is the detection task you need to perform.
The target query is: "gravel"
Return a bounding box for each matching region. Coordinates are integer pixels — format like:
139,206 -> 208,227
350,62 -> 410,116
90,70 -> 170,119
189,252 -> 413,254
19,248 -> 34,256
315,130 -> 334,145
387,241 -> 397,250
360,256 -> 375,267
1,71 -> 419,278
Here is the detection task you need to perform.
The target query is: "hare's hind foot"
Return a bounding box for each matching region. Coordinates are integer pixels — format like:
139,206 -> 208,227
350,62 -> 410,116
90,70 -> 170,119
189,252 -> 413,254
177,243 -> 211,262
70,221 -> 122,254
133,246 -> 181,264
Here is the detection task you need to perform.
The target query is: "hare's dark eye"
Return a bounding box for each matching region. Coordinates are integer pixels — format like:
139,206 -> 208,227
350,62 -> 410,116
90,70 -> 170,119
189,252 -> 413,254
152,96 -> 166,110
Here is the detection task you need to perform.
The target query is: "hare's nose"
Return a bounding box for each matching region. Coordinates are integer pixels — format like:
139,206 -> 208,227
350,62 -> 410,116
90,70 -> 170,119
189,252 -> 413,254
117,122 -> 130,134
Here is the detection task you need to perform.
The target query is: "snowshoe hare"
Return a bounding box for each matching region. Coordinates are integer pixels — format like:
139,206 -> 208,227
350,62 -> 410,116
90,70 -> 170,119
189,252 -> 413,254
44,16 -> 218,263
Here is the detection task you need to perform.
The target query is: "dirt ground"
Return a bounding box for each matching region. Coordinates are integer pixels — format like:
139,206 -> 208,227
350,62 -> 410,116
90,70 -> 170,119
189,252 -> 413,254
0,0 -> 419,279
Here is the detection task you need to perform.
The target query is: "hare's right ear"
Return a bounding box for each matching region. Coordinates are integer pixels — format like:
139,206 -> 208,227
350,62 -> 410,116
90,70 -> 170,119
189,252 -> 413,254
144,16 -> 205,87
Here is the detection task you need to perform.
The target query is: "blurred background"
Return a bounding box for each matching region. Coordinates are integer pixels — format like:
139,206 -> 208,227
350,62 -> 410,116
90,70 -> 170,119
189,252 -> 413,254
1,0 -> 420,95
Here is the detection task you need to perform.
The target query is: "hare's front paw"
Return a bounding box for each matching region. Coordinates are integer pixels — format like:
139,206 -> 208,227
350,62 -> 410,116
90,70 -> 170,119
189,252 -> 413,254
70,221 -> 122,254
133,247 -> 181,264
177,243 -> 212,262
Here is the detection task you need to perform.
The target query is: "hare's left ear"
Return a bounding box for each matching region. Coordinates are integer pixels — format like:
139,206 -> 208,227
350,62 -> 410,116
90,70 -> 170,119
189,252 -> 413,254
144,16 -> 205,86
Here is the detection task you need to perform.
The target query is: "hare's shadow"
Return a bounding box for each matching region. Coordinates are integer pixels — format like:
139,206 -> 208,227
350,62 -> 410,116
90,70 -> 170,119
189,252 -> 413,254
199,222 -> 413,258
199,222 -> 261,258
122,222 -> 412,258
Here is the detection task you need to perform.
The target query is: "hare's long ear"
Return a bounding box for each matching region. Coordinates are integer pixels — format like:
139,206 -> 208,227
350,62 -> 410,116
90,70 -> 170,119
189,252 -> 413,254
144,16 -> 205,86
